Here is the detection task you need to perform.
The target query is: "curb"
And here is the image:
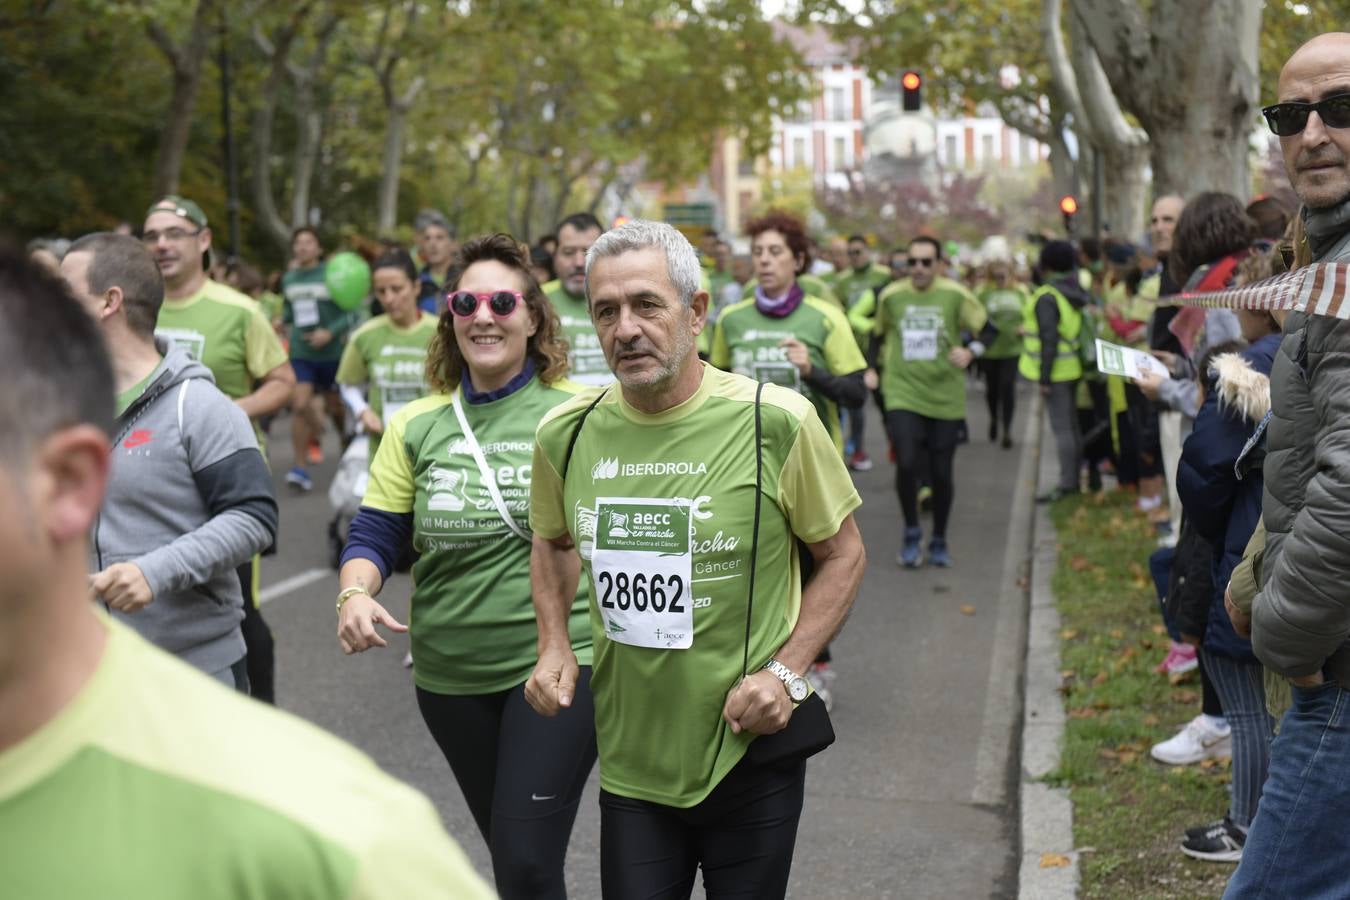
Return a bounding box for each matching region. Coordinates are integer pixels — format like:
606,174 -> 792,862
1017,404 -> 1080,899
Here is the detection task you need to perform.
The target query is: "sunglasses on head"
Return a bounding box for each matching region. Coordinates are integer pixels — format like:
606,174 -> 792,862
906,257 -> 936,268
1262,92 -> 1350,137
448,290 -> 523,318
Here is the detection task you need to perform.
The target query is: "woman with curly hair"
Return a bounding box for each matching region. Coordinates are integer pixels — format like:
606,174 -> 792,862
335,234 -> 595,899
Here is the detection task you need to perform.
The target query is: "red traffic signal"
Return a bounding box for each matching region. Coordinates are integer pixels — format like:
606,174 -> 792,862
1059,195 -> 1079,216
902,70 -> 922,112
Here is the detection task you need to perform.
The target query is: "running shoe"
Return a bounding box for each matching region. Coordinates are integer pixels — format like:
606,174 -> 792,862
1001,433 -> 1013,450
847,449 -> 873,472
402,651 -> 414,669
806,662 -> 836,712
1154,641 -> 1198,677
928,536 -> 953,568
307,439 -> 324,465
285,466 -> 313,492
989,420 -> 998,442
1185,817 -> 1227,842
898,527 -> 924,568
1180,817 -> 1245,863
1150,715 -> 1231,766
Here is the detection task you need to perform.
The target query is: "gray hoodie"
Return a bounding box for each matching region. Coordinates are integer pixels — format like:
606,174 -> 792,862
92,341 -> 278,675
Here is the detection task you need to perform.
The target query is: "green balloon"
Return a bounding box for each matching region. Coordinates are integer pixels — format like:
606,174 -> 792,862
325,252 -> 371,310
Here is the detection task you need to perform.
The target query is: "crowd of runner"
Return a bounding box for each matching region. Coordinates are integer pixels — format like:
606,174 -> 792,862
8,29 -> 1350,899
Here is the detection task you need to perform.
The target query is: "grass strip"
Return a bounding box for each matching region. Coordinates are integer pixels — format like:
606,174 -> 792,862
1046,491 -> 1234,899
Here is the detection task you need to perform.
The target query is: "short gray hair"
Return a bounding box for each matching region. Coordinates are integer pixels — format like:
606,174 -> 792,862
413,208 -> 454,237
585,220 -> 701,306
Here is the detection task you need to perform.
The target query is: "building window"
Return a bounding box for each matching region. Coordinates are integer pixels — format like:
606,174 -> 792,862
944,134 -> 958,166
982,134 -> 995,164
833,136 -> 847,170
792,136 -> 807,168
830,86 -> 847,121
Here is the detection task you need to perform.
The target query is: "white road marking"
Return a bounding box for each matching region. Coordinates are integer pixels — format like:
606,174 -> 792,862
259,567 -> 331,605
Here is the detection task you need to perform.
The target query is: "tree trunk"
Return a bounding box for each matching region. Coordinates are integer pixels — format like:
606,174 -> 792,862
250,25 -> 296,251
290,83 -> 324,228
1071,0 -> 1260,200
377,102 -> 407,236
1098,143 -> 1150,238
148,0 -> 216,197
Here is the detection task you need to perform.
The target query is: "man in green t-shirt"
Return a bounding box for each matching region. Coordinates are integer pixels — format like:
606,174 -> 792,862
543,212 -> 611,385
144,194 -> 293,705
526,220 -> 865,899
0,251 -> 493,900
282,226 -> 351,492
868,236 -> 995,569
834,235 -> 893,471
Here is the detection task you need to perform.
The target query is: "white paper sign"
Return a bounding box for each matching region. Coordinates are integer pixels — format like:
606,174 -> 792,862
1094,338 -> 1167,380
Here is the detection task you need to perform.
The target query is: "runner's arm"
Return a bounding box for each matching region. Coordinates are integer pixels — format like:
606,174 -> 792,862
526,533 -> 583,715
237,360 -> 295,420
802,367 -> 866,407
340,382 -> 371,418
772,514 -> 865,674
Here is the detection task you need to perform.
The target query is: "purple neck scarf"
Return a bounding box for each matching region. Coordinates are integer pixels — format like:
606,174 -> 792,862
755,282 -> 805,318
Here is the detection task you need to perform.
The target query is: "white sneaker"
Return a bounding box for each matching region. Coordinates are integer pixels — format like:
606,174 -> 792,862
1150,715 -> 1231,765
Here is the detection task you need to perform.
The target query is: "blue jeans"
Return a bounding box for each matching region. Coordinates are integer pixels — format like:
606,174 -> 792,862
1224,680 -> 1350,898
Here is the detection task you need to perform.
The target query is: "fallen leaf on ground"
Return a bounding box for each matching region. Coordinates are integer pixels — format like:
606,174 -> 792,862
1070,555 -> 1092,572
1143,714 -> 1160,726
1040,853 -> 1072,869
1060,628 -> 1079,640
960,604 -> 976,616
1092,670 -> 1110,686
1068,707 -> 1099,719
1172,689 -> 1199,704
1151,624 -> 1167,635
1109,628 -> 1125,639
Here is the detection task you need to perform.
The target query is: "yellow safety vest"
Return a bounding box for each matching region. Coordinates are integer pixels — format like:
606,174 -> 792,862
1018,284 -> 1083,383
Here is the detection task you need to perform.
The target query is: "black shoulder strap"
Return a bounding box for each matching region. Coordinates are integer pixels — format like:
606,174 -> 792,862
741,381 -> 765,679
561,388 -> 609,482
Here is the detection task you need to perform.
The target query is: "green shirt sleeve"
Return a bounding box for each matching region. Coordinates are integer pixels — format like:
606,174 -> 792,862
959,288 -> 988,334
245,307 -> 289,380
821,304 -> 867,374
362,409 -> 416,513
529,422 -> 569,540
336,334 -> 368,386
710,317 -> 731,370
848,288 -> 876,337
776,399 -> 862,543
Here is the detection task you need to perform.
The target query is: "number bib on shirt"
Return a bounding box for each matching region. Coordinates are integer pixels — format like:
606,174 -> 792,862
293,299 -> 321,328
900,314 -> 941,361
590,498 -> 694,650
751,360 -> 802,392
380,383 -> 425,426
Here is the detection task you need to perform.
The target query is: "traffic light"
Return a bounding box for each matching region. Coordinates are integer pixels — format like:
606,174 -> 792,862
1059,195 -> 1079,234
901,71 -> 922,112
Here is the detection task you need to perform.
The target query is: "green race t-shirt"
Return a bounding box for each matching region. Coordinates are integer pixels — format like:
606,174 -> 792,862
530,364 -> 861,807
362,377 -> 593,695
0,615 -> 494,900
283,265 -> 349,363
543,279 -> 613,386
336,312 -> 438,461
978,284 -> 1029,359
875,276 -> 988,420
834,263 -> 891,312
710,296 -> 866,451
155,280 -> 289,405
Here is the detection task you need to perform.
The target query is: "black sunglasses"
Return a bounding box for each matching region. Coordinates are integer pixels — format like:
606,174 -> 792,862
1262,92 -> 1350,137
906,257 -> 936,268
447,290 -> 522,318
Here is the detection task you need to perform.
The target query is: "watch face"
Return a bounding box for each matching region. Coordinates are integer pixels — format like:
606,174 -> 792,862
788,677 -> 810,702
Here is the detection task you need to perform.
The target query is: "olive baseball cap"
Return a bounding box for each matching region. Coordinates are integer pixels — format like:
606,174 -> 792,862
145,195 -> 208,229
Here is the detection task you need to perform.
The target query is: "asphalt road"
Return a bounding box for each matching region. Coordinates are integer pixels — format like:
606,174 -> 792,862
254,381 -> 1034,899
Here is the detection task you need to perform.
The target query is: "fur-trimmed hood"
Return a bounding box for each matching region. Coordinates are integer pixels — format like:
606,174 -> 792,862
1211,352 -> 1271,424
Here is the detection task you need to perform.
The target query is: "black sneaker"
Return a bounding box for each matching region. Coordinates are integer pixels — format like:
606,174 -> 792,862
1180,817 -> 1245,862
1184,818 -> 1226,842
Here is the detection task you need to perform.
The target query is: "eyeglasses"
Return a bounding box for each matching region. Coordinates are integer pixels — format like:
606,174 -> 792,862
847,248 -> 868,256
906,257 -> 936,268
448,290 -> 523,318
1262,93 -> 1350,136
141,227 -> 202,244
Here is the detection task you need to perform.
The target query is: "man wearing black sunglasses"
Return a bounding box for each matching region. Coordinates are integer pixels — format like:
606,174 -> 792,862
1228,32 -> 1350,896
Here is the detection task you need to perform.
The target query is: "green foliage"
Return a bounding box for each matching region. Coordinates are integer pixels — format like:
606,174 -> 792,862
2,0 -> 808,265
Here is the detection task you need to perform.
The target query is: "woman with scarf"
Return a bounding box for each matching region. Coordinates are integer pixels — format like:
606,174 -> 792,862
710,209 -> 867,710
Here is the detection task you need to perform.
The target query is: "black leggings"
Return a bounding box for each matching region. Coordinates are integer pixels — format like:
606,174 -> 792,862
235,561 -> 275,704
979,357 -> 1018,435
599,755 -> 806,900
885,410 -> 963,538
416,670 -> 598,900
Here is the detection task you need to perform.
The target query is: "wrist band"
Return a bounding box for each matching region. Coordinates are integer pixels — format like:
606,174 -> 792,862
336,586 -> 370,614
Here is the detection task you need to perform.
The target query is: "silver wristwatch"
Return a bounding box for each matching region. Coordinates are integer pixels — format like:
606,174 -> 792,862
763,658 -> 810,702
